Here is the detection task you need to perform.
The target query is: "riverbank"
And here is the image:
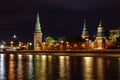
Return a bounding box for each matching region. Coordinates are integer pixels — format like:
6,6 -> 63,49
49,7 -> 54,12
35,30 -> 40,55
0,49 -> 120,57
0,49 -> 120,54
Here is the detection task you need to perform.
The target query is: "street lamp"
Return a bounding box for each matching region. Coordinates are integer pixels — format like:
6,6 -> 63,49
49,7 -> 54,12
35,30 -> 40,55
60,40 -> 64,50
29,43 -> 32,50
61,40 -> 64,44
10,41 -> 14,47
85,38 -> 89,50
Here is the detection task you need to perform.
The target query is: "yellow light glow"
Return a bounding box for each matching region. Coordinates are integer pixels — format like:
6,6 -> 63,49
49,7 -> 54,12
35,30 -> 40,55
96,58 -> 104,80
82,57 -> 94,80
18,54 -> 22,60
28,55 -> 33,60
81,43 -> 86,48
41,55 -> 47,61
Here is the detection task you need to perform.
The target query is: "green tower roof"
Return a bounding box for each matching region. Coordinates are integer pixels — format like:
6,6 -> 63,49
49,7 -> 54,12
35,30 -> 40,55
35,13 -> 41,29
83,19 -> 87,30
98,20 -> 102,27
97,20 -> 104,37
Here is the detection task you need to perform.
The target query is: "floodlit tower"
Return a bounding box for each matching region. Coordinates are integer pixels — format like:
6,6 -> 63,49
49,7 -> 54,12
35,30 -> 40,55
95,20 -> 106,50
81,19 -> 89,39
34,13 -> 43,50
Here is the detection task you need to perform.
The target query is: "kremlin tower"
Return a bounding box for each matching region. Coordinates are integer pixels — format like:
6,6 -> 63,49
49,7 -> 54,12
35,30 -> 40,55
95,21 -> 106,50
81,19 -> 89,39
34,13 -> 43,50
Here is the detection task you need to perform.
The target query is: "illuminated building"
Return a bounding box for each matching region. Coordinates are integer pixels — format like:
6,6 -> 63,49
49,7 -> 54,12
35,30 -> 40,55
34,13 -> 43,50
95,21 -> 106,50
81,19 -> 89,39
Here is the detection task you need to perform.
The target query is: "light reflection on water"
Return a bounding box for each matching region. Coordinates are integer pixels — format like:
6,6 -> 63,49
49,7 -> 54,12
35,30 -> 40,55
17,54 -> 23,80
96,57 -> 104,80
8,54 -> 15,80
28,55 -> 34,80
59,56 -> 70,80
82,57 -> 94,80
0,54 -> 5,80
0,53 -> 120,80
118,58 -> 120,80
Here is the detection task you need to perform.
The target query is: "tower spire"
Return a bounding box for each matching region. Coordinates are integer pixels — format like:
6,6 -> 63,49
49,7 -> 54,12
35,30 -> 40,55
83,19 -> 87,30
35,12 -> 41,29
99,20 -> 102,27
81,19 -> 89,39
97,20 -> 103,37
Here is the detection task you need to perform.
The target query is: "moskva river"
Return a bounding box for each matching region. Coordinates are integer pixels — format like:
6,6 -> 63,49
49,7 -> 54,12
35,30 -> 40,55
0,53 -> 120,80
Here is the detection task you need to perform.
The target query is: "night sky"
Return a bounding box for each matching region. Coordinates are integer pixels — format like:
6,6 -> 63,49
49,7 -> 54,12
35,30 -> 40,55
0,0 -> 120,42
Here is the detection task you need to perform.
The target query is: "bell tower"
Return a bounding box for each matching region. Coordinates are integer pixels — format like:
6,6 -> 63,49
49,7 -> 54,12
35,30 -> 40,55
34,13 -> 43,50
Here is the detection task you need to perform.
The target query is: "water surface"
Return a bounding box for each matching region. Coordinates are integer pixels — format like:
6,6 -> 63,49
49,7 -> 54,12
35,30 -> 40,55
0,53 -> 120,80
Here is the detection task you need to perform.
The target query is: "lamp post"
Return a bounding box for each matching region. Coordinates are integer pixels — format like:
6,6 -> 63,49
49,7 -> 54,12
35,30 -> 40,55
66,41 -> 69,50
60,40 -> 64,50
85,38 -> 89,51
10,41 -> 14,47
29,43 -> 32,50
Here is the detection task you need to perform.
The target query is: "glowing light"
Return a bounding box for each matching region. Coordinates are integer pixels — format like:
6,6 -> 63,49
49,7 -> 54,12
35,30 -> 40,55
18,54 -> 22,60
48,56 -> 52,61
35,55 -> 40,60
81,43 -> 86,48
41,55 -> 47,61
0,45 -> 4,48
59,56 -> 65,60
10,54 -> 14,60
28,55 -> 33,60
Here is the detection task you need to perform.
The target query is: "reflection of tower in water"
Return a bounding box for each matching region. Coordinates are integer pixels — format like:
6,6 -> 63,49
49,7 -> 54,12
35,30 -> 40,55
40,55 -> 47,80
96,57 -> 104,80
118,58 -> 120,80
82,57 -> 94,80
59,56 -> 70,80
0,54 -> 5,80
17,54 -> 23,79
8,54 -> 15,80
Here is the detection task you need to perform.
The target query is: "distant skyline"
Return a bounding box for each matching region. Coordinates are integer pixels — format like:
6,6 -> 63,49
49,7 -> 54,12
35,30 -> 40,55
0,0 -> 120,41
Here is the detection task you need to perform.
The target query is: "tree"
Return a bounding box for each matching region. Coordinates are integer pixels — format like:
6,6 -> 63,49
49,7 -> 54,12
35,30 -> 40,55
66,35 -> 84,43
45,36 -> 55,45
58,37 -> 67,43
